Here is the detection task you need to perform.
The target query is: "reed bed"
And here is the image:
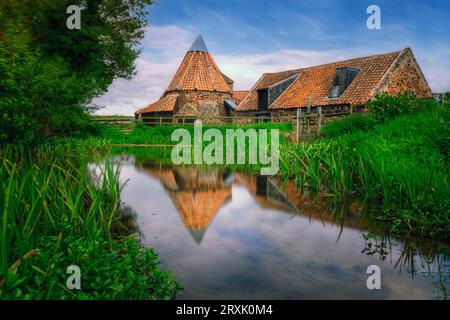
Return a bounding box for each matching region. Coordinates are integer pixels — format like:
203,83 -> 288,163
281,107 -> 449,239
0,144 -> 180,299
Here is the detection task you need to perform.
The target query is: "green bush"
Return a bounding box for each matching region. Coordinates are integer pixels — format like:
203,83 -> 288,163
0,0 -> 151,145
1,236 -> 181,300
320,113 -> 376,137
443,92 -> 450,104
368,91 -> 437,123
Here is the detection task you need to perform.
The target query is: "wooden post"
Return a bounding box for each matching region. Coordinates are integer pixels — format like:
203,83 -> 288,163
296,108 -> 301,143
159,117 -> 162,126
350,105 -> 354,114
317,107 -> 322,136
307,97 -> 311,134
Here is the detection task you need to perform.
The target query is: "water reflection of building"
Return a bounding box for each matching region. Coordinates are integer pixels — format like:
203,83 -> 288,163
139,164 -> 232,244
138,163 -> 369,243
234,174 -> 301,213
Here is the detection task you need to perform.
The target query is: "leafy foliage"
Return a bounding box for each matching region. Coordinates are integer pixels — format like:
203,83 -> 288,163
0,0 -> 152,145
368,91 -> 437,123
0,143 -> 180,299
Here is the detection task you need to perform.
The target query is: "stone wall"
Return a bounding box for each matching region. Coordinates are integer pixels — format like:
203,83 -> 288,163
377,48 -> 433,98
235,104 -> 366,135
170,90 -> 233,118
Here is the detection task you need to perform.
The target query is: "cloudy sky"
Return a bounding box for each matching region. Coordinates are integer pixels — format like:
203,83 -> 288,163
93,0 -> 450,115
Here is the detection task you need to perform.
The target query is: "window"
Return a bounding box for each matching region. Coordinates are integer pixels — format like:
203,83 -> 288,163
268,74 -> 300,106
329,68 -> 359,98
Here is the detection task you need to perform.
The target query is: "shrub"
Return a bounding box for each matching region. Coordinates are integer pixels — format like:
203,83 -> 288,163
1,236 -> 181,300
368,91 -> 436,123
320,113 -> 376,137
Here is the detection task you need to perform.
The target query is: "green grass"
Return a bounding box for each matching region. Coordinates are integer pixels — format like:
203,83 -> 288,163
94,115 -> 134,119
282,106 -> 450,239
320,113 -> 376,137
0,143 -> 181,299
102,122 -> 293,145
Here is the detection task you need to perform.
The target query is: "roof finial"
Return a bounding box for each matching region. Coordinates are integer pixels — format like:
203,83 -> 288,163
188,35 -> 208,52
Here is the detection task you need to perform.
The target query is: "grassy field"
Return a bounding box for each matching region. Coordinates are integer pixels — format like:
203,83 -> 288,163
102,122 -> 293,145
0,143 -> 181,299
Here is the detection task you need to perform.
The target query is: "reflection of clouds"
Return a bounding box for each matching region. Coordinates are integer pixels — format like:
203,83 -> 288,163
117,164 -> 439,299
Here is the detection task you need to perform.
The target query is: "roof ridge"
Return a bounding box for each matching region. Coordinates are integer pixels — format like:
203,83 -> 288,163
371,48 -> 413,97
206,52 -> 231,91
204,52 -> 216,89
264,49 -> 404,76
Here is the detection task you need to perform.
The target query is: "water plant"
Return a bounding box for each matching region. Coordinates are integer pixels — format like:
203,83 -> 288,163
0,143 -> 181,299
282,105 -> 449,240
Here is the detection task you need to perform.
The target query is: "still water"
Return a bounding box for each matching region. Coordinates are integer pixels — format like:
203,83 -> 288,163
107,152 -> 449,300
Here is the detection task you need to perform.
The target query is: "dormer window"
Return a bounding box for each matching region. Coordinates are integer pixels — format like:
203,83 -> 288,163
329,67 -> 359,98
268,74 -> 300,106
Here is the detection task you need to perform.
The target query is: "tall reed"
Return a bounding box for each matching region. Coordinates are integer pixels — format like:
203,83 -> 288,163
280,107 -> 449,239
0,143 -> 180,299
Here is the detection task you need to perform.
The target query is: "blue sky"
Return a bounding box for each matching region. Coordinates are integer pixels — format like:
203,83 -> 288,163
95,0 -> 450,114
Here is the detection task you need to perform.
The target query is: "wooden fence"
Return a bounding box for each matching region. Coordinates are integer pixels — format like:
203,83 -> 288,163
94,107 -> 354,142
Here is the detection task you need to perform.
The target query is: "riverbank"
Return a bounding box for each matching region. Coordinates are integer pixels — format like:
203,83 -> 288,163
282,104 -> 449,240
0,143 -> 181,299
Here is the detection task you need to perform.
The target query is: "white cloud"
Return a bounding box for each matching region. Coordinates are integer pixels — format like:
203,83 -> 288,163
415,46 -> 450,93
93,25 -> 450,115
93,25 -> 195,115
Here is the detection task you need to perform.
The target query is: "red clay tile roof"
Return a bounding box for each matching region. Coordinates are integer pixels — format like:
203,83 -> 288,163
165,51 -> 231,93
232,90 -> 249,102
237,50 -> 404,111
237,69 -> 302,111
135,95 -> 178,114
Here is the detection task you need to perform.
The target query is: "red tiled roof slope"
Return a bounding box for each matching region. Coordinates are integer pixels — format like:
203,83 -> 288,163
232,90 -> 250,101
135,95 -> 178,114
238,69 -> 302,111
166,51 -> 231,93
237,50 -> 404,111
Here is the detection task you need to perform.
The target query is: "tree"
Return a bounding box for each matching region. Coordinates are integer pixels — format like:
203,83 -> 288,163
0,0 -> 152,144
